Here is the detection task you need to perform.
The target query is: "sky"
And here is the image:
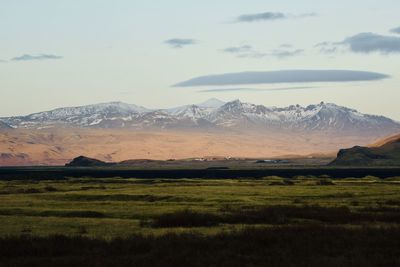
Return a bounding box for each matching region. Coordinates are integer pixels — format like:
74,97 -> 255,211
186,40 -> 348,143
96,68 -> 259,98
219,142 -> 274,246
0,0 -> 400,120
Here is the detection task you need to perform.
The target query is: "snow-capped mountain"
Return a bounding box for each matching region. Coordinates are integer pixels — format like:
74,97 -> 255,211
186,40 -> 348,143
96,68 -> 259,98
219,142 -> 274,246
0,120 -> 12,129
2,102 -> 149,129
166,98 -> 225,119
208,100 -> 399,134
2,99 -> 399,136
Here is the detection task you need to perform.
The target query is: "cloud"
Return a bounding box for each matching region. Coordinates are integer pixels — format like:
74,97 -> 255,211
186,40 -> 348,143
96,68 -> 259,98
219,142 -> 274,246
174,70 -> 389,87
221,45 -> 303,59
199,86 -> 316,93
164,38 -> 197,49
11,54 -> 63,61
222,45 -> 266,58
237,12 -> 286,22
297,13 -> 318,18
236,12 -> 316,23
315,42 -> 339,54
342,33 -> 400,54
390,26 -> 400,34
318,33 -> 400,54
223,45 -> 253,54
280,44 -> 293,48
269,49 -> 304,58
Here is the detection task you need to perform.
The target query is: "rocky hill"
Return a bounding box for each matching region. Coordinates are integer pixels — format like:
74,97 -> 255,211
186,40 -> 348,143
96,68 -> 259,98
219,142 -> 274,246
330,134 -> 400,166
65,156 -> 113,167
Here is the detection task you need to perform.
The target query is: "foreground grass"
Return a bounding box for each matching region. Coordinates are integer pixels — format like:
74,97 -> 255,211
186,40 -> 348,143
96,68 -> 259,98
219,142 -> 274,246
1,226 -> 400,267
1,176 -> 400,266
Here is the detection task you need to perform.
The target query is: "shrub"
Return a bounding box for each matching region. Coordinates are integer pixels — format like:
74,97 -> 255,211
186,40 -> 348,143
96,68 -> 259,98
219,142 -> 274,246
283,179 -> 295,185
23,188 -> 41,194
150,206 -> 359,227
39,210 -> 106,218
316,179 -> 335,186
44,186 -> 57,192
269,181 -> 286,186
150,210 -> 220,228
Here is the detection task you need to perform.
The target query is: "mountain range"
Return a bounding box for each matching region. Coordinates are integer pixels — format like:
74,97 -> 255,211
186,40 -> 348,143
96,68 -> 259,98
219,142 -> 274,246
1,99 -> 399,136
1,99 -> 399,166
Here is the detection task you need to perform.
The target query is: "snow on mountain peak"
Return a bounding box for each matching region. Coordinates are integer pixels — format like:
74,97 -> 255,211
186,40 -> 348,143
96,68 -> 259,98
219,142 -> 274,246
0,120 -> 12,129
88,101 -> 149,113
1,100 -> 399,136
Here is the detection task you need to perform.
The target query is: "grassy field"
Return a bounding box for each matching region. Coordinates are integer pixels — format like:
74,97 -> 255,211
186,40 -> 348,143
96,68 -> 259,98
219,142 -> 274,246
1,176 -> 400,266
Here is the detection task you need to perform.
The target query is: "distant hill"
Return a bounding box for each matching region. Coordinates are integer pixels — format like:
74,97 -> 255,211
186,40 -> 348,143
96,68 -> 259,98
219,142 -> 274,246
330,134 -> 400,166
370,134 -> 400,148
65,156 -> 113,167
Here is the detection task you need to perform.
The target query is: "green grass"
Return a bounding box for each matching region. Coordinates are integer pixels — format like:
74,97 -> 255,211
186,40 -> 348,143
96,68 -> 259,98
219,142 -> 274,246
1,176 -> 400,238
1,176 -> 400,266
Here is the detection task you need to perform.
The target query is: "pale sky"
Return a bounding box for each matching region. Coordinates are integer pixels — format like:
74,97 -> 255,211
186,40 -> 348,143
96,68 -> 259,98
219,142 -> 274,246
0,0 -> 399,120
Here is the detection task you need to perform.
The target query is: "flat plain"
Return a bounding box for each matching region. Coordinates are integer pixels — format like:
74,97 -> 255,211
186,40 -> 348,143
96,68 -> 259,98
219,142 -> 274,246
1,175 -> 400,238
1,174 -> 400,266
0,128 -> 375,165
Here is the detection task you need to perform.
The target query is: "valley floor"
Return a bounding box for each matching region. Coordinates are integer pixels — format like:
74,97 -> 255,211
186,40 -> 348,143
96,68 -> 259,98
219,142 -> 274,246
1,176 -> 400,266
0,128 -> 382,165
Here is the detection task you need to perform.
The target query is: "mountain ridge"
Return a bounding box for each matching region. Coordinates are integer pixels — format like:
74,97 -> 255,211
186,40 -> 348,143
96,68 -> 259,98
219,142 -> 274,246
0,121 -> 12,129
2,99 -> 399,137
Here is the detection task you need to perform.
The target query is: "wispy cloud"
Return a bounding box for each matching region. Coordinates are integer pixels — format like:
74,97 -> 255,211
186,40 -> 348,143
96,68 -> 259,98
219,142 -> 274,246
164,38 -> 198,49
237,12 -> 286,22
223,45 -> 253,54
199,86 -> 316,93
315,42 -> 340,54
221,45 -> 303,59
11,54 -> 63,61
236,12 -> 316,23
280,44 -> 293,48
390,26 -> 400,34
175,70 -> 389,87
222,45 -> 266,58
269,49 -> 304,58
318,32 -> 400,54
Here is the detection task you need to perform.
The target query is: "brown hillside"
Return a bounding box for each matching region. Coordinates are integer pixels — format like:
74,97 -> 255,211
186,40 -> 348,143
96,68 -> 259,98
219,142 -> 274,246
370,133 -> 400,147
0,128 -> 386,166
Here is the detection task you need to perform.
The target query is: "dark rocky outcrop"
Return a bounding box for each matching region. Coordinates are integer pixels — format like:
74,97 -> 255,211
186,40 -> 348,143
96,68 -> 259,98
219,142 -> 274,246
330,135 -> 400,166
65,156 -> 113,167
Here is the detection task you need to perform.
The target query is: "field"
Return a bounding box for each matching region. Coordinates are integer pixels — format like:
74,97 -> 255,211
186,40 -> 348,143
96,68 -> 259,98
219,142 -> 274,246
1,175 -> 400,266
2,175 -> 400,237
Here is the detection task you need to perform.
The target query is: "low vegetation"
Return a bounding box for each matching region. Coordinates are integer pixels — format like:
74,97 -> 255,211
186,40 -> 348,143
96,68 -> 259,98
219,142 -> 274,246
1,176 -> 400,265
148,205 -> 400,227
2,226 -> 400,267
